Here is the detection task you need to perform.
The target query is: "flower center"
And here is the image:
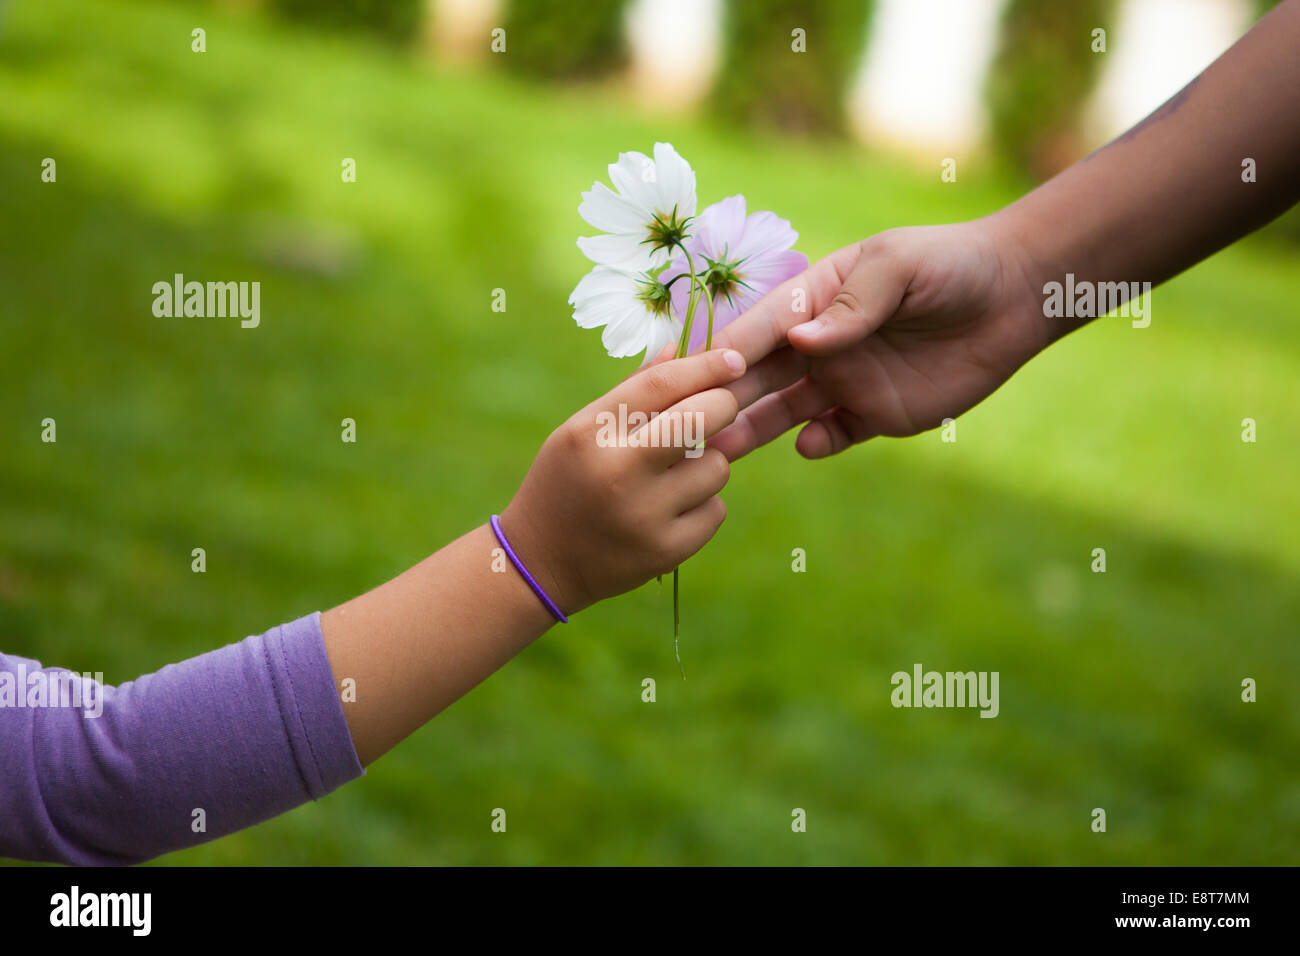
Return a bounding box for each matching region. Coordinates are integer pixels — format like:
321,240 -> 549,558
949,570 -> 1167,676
636,276 -> 675,318
643,206 -> 692,256
700,251 -> 752,306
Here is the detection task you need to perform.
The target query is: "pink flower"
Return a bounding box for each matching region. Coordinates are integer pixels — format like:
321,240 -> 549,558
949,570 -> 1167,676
664,195 -> 808,353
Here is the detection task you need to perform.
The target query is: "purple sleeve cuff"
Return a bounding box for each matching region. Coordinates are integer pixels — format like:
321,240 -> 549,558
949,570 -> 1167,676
0,612 -> 364,866
264,612 -> 367,800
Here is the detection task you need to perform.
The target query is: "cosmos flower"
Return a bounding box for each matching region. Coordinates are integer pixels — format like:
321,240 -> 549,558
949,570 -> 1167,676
663,194 -> 808,353
576,142 -> 697,270
566,145 -> 808,676
568,263 -> 683,361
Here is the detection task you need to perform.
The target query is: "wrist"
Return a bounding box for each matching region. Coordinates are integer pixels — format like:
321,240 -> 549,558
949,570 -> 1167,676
476,520 -> 569,634
495,505 -> 590,618
982,206 -> 1072,348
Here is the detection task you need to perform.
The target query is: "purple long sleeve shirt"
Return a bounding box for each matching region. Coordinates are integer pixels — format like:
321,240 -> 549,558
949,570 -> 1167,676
0,612 -> 364,865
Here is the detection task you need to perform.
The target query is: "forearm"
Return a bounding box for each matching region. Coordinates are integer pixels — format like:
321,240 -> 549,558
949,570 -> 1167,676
0,344 -> 740,863
320,522 -> 558,767
319,351 -> 748,766
1,615 -> 361,865
993,0 -> 1300,335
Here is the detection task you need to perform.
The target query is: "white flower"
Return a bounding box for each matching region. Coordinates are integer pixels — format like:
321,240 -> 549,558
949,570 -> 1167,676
577,142 -> 697,270
569,264 -> 682,361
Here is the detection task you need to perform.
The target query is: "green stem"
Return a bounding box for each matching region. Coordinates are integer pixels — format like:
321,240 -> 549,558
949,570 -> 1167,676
704,277 -> 715,350
674,243 -> 704,358
668,240 -> 710,680
673,568 -> 684,680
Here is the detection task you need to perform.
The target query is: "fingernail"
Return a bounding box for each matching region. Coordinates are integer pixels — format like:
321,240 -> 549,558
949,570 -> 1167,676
723,349 -> 744,373
797,318 -> 824,336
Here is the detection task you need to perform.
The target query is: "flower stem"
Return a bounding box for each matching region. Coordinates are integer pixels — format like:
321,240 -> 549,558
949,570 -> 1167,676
675,243 -> 703,359
673,568 -> 685,681
668,240 -> 710,680
704,277 -> 715,350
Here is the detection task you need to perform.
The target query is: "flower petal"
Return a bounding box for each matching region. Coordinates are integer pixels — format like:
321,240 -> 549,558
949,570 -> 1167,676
733,210 -> 799,261
579,181 -> 652,235
696,195 -> 747,258
651,142 -> 697,219
742,249 -> 809,290
577,233 -> 657,268
606,150 -> 657,213
642,315 -> 683,364
601,303 -> 654,358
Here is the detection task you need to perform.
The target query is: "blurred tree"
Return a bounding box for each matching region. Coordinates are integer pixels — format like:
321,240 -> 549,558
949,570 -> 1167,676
710,0 -> 872,137
501,0 -> 629,80
986,0 -> 1116,181
267,0 -> 424,45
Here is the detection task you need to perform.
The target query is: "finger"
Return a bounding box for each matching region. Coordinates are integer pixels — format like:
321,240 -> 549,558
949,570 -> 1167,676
650,341 -> 676,365
794,407 -> 873,459
666,494 -> 727,567
787,239 -> 910,357
708,378 -> 831,462
644,341 -> 678,371
664,447 -> 730,514
725,345 -> 810,411
710,243 -> 862,366
607,348 -> 745,415
615,341 -> 676,385
635,386 -> 739,466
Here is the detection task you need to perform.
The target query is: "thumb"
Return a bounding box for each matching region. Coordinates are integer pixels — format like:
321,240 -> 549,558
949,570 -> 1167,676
787,239 -> 909,356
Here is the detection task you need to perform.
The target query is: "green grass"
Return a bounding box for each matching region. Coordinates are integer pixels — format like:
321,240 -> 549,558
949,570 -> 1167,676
1,0 -> 1298,865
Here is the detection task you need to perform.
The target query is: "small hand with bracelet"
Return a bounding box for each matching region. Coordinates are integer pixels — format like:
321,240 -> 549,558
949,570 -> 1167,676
321,346 -> 744,765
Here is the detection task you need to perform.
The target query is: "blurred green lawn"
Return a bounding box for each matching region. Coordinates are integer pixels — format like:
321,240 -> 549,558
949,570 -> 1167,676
2,0 -> 1298,865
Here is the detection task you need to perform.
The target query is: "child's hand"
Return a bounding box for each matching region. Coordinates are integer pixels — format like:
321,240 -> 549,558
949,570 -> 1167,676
500,347 -> 747,616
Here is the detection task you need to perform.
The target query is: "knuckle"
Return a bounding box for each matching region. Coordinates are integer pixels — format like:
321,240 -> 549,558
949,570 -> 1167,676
718,388 -> 740,425
861,229 -> 898,258
702,386 -> 739,427
553,417 -> 585,455
650,534 -> 679,572
828,288 -> 863,319
644,366 -> 676,402
766,309 -> 786,346
596,462 -> 631,507
663,529 -> 696,568
707,449 -> 730,487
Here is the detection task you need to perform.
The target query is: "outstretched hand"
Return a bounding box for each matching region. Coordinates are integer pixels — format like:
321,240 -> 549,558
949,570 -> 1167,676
706,219 -> 1052,461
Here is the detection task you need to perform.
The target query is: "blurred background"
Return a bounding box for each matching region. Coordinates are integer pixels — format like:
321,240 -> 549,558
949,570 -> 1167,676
1,0 -> 1297,865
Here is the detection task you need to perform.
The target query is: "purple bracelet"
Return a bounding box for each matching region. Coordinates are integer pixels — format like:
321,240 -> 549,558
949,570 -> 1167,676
490,514 -> 569,624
